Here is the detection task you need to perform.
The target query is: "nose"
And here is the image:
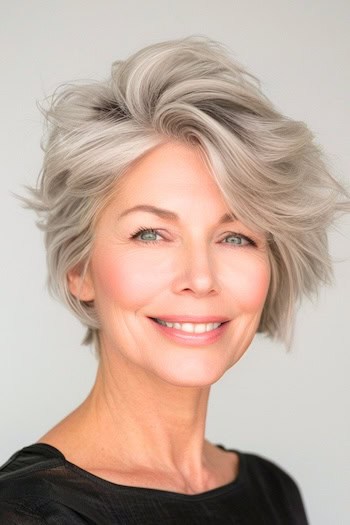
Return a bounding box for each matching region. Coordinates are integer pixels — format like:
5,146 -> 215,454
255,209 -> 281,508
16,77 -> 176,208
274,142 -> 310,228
172,237 -> 221,297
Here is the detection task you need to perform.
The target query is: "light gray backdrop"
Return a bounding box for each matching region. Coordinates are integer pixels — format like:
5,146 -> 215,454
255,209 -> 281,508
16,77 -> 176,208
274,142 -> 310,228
1,1 -> 349,524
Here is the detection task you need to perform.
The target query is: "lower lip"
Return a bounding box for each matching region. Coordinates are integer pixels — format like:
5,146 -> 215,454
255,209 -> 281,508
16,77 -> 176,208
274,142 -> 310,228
148,318 -> 230,346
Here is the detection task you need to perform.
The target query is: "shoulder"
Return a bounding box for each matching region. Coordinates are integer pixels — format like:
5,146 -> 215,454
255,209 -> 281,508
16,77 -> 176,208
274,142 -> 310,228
218,443 -> 302,494
0,444 -> 65,521
242,450 -> 301,489
239,450 -> 308,514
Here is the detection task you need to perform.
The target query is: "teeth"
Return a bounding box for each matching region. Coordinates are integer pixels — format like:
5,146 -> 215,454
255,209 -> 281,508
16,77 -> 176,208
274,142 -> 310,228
154,319 -> 222,333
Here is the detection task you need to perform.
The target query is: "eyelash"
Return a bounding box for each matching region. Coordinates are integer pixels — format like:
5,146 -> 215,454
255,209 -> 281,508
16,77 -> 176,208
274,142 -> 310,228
129,227 -> 257,247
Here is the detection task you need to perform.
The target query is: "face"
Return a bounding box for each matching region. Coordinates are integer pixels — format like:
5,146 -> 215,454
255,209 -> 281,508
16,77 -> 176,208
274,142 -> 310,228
68,140 -> 271,387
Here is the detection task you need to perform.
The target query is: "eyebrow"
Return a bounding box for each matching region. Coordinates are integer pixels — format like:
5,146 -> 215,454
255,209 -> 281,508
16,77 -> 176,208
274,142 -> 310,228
118,205 -> 237,224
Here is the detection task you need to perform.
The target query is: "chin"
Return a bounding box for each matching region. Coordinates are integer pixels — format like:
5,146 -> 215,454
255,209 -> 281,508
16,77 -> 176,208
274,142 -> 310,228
152,359 -> 230,388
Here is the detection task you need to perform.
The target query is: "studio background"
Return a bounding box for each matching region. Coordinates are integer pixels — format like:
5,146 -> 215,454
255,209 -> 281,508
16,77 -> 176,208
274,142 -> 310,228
1,1 -> 349,524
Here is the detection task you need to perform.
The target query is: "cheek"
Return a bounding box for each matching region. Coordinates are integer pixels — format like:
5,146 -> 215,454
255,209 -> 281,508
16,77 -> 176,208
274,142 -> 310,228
228,255 -> 270,313
91,249 -> 168,309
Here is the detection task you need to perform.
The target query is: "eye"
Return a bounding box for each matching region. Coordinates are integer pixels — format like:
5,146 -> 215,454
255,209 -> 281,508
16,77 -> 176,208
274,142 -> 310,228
130,227 -> 256,247
222,232 -> 256,247
129,227 -> 163,244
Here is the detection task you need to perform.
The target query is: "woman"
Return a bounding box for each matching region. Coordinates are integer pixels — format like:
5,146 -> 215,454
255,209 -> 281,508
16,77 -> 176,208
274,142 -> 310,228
0,35 -> 348,524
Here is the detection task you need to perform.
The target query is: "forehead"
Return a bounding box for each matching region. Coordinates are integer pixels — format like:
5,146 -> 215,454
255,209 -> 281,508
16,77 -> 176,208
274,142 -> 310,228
96,141 -> 268,240
115,140 -> 227,203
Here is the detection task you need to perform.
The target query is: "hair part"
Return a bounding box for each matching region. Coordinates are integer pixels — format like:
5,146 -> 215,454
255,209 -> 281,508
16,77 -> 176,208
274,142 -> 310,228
16,35 -> 350,356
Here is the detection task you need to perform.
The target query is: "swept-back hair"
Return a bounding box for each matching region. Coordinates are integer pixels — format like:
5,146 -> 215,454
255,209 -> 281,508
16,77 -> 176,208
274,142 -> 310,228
17,35 -> 350,355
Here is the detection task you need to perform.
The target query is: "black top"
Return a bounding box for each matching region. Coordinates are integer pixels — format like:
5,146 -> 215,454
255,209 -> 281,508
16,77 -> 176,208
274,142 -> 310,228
0,443 -> 309,524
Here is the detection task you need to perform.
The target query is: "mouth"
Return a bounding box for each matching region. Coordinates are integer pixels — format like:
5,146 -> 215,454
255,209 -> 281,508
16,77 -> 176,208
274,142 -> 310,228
149,317 -> 229,335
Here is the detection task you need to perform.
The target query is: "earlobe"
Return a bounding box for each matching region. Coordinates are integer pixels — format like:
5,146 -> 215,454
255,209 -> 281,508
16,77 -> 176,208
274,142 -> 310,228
67,264 -> 95,302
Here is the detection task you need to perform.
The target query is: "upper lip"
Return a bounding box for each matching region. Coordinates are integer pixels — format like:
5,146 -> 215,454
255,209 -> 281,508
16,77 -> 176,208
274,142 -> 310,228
149,315 -> 230,323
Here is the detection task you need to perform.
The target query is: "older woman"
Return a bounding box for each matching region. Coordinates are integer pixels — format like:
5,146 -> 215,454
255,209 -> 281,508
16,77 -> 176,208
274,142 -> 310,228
0,35 -> 348,524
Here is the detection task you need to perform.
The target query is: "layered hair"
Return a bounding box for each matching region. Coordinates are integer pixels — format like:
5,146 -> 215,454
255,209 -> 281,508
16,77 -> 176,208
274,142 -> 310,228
18,35 -> 349,355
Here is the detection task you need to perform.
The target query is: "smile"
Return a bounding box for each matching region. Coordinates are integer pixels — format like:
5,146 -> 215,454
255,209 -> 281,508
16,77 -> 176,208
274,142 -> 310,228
152,318 -> 223,333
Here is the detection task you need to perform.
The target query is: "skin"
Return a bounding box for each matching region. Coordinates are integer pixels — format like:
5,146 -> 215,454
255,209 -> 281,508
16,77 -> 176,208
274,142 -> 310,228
38,140 -> 271,495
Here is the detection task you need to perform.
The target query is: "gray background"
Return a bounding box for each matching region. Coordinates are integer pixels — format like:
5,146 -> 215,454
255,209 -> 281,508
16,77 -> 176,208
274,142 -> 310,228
1,1 -> 349,524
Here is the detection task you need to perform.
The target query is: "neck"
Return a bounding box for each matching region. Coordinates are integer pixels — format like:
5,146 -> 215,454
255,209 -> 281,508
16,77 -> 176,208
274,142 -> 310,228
76,342 -> 213,480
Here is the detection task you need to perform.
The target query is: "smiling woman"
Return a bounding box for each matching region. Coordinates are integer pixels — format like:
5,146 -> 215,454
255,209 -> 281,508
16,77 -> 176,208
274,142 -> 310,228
0,35 -> 348,524
66,141 -> 271,386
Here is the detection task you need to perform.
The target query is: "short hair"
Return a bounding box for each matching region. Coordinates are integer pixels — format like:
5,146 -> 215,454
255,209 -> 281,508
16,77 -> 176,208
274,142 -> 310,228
17,35 -> 349,355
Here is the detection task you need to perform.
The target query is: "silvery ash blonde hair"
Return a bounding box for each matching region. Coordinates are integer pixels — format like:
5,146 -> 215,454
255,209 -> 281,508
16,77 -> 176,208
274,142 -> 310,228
17,35 -> 349,355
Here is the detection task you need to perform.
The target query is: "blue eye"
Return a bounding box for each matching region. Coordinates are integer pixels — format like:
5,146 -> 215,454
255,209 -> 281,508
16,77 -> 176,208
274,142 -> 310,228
222,233 -> 253,246
130,227 -> 256,247
130,227 -> 161,244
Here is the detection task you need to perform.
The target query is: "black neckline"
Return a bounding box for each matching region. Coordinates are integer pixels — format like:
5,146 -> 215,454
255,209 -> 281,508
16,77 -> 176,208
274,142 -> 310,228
24,442 -> 244,500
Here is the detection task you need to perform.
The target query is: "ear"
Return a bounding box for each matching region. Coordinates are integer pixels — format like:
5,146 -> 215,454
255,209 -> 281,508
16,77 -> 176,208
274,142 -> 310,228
67,263 -> 95,302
